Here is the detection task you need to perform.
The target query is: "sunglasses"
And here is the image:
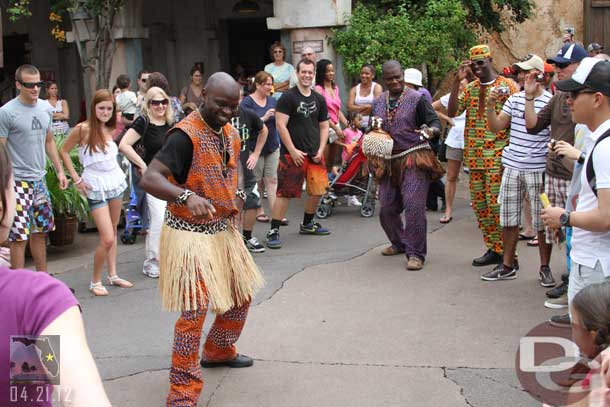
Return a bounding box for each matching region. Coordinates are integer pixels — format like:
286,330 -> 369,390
555,62 -> 574,70
273,50 -> 283,54
470,60 -> 486,67
19,81 -> 44,89
149,99 -> 169,106
140,78 -> 147,83
569,89 -> 597,100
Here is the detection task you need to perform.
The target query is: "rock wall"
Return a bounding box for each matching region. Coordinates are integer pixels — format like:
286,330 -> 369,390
480,0 -> 584,71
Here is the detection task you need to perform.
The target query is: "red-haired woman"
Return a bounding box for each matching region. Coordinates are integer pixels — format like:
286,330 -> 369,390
60,89 -> 132,296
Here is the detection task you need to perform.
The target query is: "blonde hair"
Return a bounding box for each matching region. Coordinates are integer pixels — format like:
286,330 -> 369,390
141,86 -> 174,124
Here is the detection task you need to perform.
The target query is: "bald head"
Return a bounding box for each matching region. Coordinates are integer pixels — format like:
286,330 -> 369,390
382,60 -> 402,74
381,60 -> 405,97
302,47 -> 316,62
201,72 -> 240,129
205,72 -> 240,98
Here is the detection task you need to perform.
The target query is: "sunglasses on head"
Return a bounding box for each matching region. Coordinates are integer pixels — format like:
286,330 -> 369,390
555,61 -> 573,69
569,88 -> 597,100
149,99 -> 169,106
19,81 -> 44,89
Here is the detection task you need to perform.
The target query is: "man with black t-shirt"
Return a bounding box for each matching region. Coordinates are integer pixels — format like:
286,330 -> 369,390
232,96 -> 268,253
265,58 -> 330,249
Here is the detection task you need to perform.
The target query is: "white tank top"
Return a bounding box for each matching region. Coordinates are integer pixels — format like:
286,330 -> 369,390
354,82 -> 378,127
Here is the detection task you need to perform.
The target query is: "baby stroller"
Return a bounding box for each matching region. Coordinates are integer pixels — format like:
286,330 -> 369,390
121,160 -> 144,244
316,139 -> 376,219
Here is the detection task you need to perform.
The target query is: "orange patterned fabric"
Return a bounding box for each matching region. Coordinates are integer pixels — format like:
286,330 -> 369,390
457,76 -> 518,170
167,112 -> 241,223
166,279 -> 250,406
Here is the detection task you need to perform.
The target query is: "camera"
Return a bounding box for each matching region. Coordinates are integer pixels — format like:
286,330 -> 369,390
495,86 -> 510,96
565,27 -> 575,36
535,73 -> 545,83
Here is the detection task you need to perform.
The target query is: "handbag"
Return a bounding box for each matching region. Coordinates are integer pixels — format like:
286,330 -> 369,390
115,115 -> 149,161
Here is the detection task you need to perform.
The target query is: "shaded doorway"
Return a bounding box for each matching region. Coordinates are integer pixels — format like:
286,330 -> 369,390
226,18 -> 279,82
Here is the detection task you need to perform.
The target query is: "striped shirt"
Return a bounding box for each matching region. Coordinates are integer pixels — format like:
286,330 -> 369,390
501,90 -> 552,171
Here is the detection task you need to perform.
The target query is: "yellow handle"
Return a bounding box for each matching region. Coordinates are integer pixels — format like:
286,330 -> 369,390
540,193 -> 551,208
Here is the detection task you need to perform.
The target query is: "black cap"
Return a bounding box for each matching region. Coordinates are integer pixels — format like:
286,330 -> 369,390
555,58 -> 610,96
588,43 -> 604,52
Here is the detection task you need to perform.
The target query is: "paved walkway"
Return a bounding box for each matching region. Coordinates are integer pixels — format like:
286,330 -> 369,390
48,177 -> 560,406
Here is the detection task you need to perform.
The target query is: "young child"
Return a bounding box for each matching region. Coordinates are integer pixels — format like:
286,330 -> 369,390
340,112 -> 363,163
565,281 -> 610,406
338,112 -> 363,206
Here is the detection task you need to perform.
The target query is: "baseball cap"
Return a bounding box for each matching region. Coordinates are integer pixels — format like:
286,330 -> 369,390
588,42 -> 604,52
555,57 -> 610,96
547,43 -> 588,64
404,68 -> 423,87
514,54 -> 545,72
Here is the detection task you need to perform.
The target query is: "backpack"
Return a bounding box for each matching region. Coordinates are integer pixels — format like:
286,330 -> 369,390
585,128 -> 610,197
115,115 -> 149,161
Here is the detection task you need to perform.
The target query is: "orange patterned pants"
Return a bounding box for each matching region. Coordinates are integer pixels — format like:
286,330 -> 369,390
166,281 -> 250,406
469,168 -> 504,255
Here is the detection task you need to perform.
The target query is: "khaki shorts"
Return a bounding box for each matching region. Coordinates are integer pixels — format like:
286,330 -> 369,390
445,145 -> 464,162
253,148 -> 280,182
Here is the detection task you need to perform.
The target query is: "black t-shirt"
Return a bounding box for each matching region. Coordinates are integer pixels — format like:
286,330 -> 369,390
132,115 -> 170,165
276,87 -> 329,156
230,106 -> 263,153
154,129 -> 193,185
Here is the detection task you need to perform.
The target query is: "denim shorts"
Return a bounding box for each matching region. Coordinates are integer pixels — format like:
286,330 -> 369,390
87,189 -> 124,211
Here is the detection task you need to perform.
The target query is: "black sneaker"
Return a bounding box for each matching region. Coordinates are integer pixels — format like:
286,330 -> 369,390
480,264 -> 518,281
244,236 -> 265,253
539,265 -> 556,288
472,250 -> 502,267
546,281 -> 568,298
549,314 -> 571,328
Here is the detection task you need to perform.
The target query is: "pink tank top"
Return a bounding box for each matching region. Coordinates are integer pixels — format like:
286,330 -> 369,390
315,85 -> 341,124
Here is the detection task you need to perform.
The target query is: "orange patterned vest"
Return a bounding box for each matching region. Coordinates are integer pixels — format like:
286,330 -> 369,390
166,112 -> 241,224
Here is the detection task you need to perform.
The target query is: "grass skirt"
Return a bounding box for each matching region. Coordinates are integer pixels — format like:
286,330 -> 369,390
159,222 -> 264,314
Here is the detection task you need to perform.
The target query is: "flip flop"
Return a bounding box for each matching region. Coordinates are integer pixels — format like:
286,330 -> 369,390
256,214 -> 270,223
527,237 -> 539,247
439,215 -> 452,224
519,233 -> 536,241
280,218 -> 290,226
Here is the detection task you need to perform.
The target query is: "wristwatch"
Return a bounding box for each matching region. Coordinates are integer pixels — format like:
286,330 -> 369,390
559,210 -> 571,227
175,189 -> 195,205
578,151 -> 586,165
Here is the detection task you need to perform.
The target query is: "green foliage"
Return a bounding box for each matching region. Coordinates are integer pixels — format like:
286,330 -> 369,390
355,0 -> 534,32
45,135 -> 89,219
332,1 -> 476,90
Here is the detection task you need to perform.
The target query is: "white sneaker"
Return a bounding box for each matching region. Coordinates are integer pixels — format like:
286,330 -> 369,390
244,236 -> 265,253
347,195 -> 362,207
142,259 -> 160,278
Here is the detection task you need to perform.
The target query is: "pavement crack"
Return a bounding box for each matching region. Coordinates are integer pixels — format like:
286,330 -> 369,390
205,369 -> 231,407
255,246 -> 381,307
104,367 -> 169,382
442,367 -> 474,407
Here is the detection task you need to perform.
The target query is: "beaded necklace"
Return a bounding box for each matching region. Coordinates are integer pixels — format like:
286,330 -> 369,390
199,111 -> 229,178
386,87 -> 408,125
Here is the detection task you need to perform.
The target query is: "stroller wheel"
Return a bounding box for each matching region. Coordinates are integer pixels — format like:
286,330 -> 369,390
316,203 -> 332,219
360,203 -> 375,218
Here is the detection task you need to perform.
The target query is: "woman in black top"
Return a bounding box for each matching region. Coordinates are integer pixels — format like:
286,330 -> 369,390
119,86 -> 174,278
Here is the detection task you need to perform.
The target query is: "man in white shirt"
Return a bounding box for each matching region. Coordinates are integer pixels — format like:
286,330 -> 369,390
484,55 -> 553,283
542,58 -> 610,311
